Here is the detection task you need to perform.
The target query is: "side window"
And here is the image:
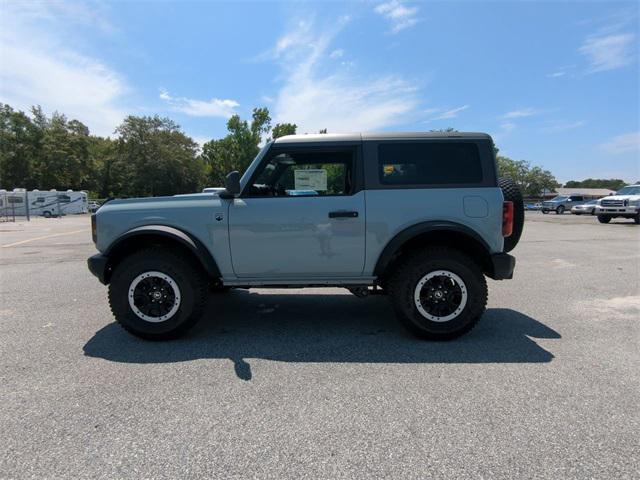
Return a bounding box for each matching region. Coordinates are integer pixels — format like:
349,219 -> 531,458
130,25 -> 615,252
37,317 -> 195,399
36,197 -> 45,203
378,142 -> 483,186
246,150 -> 354,197
57,195 -> 71,203
8,196 -> 23,204
570,196 -> 583,201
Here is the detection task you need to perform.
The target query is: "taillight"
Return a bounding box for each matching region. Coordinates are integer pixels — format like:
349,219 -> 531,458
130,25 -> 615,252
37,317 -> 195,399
91,214 -> 97,243
503,201 -> 514,237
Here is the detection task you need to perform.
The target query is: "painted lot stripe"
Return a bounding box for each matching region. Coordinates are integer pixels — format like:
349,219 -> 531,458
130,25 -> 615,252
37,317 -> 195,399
1,229 -> 89,248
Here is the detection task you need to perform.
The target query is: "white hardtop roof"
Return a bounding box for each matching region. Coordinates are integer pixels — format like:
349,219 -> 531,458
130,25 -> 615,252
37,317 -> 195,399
273,132 -> 492,144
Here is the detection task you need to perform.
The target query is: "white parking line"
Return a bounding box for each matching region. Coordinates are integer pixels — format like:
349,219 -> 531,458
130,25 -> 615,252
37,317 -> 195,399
1,229 -> 89,248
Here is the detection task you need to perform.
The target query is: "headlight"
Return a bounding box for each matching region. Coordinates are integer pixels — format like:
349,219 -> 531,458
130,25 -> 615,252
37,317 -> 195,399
628,199 -> 640,206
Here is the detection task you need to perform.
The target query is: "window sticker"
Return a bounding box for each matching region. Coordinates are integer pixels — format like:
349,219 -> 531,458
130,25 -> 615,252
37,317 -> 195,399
294,169 -> 327,191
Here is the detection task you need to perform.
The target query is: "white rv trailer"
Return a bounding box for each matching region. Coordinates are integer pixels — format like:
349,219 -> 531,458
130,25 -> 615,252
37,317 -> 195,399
0,189 -> 88,217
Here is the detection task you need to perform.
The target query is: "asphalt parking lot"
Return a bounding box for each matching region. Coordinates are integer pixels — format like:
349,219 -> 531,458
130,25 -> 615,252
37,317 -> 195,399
1,212 -> 639,479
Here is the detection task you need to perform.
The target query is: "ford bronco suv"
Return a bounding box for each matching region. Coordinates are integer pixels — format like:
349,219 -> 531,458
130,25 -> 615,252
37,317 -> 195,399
88,132 -> 524,340
594,184 -> 640,224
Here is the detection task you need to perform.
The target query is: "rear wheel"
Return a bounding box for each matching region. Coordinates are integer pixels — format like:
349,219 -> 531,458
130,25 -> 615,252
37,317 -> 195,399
43,211 -> 52,218
597,215 -> 611,224
388,247 -> 487,340
634,213 -> 639,224
108,248 -> 207,340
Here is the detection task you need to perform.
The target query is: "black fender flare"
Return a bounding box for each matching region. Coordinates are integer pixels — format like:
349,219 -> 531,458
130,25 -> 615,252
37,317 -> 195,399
373,221 -> 491,277
104,225 -> 221,278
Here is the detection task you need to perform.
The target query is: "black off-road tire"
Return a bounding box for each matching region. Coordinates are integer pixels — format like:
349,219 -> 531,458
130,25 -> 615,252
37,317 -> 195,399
597,215 -> 611,224
498,178 -> 524,252
388,247 -> 487,340
108,248 -> 208,340
634,213 -> 639,225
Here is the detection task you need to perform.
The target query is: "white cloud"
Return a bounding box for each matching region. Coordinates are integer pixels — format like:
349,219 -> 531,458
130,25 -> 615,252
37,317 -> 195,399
546,71 -> 566,78
432,105 -> 469,120
0,2 -> 127,137
500,122 -> 516,132
329,49 -> 344,58
421,105 -> 469,123
159,89 -> 238,118
374,1 -> 420,34
600,132 -> 640,155
542,120 -> 586,134
501,107 -> 542,119
268,18 -> 419,133
579,33 -> 636,72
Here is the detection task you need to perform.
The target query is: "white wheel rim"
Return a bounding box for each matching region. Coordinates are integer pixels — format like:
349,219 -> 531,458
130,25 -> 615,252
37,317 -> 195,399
413,270 -> 468,322
128,271 -> 181,323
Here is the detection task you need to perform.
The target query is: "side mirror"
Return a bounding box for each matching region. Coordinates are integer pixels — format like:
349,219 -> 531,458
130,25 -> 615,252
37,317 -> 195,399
220,171 -> 240,199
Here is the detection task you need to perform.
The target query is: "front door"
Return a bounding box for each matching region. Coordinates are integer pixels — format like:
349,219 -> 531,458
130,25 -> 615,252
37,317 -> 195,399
228,146 -> 365,278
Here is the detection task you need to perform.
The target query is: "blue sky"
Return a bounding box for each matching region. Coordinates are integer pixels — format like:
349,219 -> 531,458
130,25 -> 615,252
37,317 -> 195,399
1,1 -> 638,183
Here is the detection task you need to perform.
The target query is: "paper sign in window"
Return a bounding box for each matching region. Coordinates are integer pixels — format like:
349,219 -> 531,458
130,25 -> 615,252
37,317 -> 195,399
294,169 -> 327,191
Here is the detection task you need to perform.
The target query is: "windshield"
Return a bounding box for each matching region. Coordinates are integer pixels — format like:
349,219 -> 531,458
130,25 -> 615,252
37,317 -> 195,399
615,186 -> 640,196
550,196 -> 568,202
240,142 -> 273,189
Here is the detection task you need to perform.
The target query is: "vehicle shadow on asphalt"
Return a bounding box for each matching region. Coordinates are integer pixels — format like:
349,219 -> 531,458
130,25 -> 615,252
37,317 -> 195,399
83,290 -> 560,380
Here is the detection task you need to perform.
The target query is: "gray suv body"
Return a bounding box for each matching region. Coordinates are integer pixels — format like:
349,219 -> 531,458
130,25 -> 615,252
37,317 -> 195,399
88,132 -> 522,340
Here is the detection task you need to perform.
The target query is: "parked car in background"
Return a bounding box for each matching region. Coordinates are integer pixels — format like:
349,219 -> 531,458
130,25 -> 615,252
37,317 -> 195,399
525,202 -> 542,211
594,184 -> 640,224
542,194 -> 590,214
89,201 -> 101,213
571,199 -> 597,215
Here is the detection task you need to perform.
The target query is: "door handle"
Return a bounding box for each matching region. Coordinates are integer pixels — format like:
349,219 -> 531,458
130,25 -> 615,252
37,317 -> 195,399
328,211 -> 358,218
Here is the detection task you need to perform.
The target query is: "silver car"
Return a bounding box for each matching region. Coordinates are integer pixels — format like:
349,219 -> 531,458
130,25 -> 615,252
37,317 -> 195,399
571,199 -> 597,215
542,195 -> 589,214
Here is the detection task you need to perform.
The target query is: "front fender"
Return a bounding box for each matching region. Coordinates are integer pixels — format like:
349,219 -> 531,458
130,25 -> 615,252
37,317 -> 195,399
103,225 -> 221,279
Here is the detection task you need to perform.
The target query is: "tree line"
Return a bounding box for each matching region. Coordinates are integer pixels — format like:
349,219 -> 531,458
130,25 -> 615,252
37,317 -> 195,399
0,103 -> 297,198
1,101 -> 605,199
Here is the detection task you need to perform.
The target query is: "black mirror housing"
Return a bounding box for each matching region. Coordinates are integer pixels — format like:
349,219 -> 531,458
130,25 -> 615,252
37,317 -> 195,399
220,171 -> 241,199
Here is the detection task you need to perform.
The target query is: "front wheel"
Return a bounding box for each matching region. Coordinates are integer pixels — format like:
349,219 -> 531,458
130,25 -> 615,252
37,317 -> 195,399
556,206 -> 565,214
108,248 -> 208,340
597,215 -> 611,224
388,247 -> 487,340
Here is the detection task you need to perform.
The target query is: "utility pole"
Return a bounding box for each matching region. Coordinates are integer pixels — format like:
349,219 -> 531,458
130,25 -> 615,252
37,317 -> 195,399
24,189 -> 30,221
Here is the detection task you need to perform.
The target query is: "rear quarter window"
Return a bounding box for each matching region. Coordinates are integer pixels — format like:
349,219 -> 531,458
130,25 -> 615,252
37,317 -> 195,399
378,142 -> 483,185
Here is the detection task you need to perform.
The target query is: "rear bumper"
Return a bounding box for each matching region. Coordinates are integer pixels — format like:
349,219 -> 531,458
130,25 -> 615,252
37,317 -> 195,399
87,254 -> 109,285
487,253 -> 515,280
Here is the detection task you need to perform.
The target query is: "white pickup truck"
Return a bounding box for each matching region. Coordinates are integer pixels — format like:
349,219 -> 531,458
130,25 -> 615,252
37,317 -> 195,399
595,184 -> 640,224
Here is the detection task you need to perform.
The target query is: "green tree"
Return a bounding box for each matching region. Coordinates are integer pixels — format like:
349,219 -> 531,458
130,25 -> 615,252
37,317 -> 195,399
270,123 -> 297,140
32,112 -> 92,190
564,178 -> 626,191
201,107 -> 272,186
496,154 -> 559,197
0,104 -> 42,189
115,115 -> 205,197
87,136 -> 119,197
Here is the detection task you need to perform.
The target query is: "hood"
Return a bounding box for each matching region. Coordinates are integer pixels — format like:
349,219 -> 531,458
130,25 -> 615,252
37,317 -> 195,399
106,192 -> 218,206
600,194 -> 640,201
